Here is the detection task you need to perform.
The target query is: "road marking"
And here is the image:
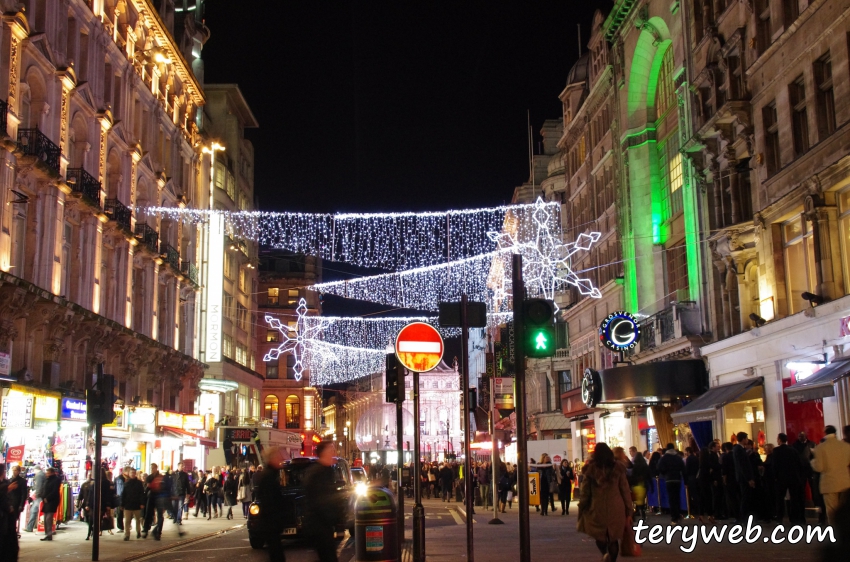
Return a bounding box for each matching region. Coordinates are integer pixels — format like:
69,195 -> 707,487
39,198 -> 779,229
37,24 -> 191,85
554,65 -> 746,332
449,509 -> 464,525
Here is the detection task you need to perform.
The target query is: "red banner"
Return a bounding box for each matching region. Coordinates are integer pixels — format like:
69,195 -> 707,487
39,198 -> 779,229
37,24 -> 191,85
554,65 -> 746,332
6,444 -> 24,464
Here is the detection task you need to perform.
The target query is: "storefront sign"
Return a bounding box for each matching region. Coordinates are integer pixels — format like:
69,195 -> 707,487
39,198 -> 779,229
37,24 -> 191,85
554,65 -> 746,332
224,427 -> 255,442
61,398 -> 88,421
129,407 -> 156,427
34,395 -> 59,421
6,444 -> 25,463
599,311 -> 640,351
106,406 -> 126,429
494,377 -> 515,410
0,351 -> 10,377
183,414 -> 204,431
1,395 -> 34,428
581,369 -> 600,408
157,410 -> 184,428
205,213 -> 225,362
528,472 -> 540,506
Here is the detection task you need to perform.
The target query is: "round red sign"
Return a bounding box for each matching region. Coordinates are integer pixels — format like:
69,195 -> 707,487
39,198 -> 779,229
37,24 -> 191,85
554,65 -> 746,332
395,322 -> 444,373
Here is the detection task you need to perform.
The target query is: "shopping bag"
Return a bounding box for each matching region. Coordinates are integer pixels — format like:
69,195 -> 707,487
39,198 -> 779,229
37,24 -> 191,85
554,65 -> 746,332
506,491 -> 513,502
622,520 -> 642,557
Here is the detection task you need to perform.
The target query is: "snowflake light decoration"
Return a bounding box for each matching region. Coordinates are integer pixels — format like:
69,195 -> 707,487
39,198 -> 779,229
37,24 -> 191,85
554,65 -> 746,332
263,298 -> 327,381
488,197 -> 602,304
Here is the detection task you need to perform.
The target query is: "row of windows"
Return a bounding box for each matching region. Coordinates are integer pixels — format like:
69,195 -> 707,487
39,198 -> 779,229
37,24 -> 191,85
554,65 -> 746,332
267,288 -> 301,306
263,394 -> 301,430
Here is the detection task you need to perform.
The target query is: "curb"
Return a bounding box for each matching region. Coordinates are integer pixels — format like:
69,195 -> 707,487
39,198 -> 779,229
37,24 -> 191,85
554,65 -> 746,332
121,524 -> 245,561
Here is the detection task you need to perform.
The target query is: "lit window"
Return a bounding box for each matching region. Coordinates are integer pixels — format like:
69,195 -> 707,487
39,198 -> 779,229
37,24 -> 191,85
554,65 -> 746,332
266,329 -> 280,343
783,214 -> 817,314
268,288 -> 279,305
288,289 -> 300,305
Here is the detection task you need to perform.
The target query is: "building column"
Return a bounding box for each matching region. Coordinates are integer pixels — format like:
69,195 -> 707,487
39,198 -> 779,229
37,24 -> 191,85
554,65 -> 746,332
1,12 -> 27,131
805,196 -> 841,300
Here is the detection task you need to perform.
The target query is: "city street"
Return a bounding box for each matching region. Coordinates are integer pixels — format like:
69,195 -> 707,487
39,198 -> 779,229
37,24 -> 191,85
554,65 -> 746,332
16,498 -> 832,561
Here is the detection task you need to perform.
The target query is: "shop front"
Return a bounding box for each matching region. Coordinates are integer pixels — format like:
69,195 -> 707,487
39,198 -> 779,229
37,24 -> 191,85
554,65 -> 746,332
153,410 -> 216,471
699,295 -> 850,450
127,406 -> 158,472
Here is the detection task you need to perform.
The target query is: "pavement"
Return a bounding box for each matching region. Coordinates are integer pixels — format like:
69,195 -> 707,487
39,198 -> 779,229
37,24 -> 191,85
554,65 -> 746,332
16,497 -> 833,561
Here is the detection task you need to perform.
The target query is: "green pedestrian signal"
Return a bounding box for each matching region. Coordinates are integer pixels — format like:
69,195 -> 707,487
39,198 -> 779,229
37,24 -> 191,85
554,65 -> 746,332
523,299 -> 556,358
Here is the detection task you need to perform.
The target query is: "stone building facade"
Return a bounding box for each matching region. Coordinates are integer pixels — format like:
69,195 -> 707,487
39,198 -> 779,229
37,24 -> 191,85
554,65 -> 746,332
0,0 -> 214,411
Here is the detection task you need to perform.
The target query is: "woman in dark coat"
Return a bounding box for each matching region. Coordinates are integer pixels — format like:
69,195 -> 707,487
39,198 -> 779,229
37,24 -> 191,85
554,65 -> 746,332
531,454 -> 555,516
558,460 -> 575,515
223,470 -> 239,520
193,471 -> 207,517
578,443 -> 633,562
629,453 -> 651,520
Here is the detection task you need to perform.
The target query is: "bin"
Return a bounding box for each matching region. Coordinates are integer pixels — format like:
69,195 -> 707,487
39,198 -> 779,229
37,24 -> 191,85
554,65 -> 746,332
355,486 -> 399,562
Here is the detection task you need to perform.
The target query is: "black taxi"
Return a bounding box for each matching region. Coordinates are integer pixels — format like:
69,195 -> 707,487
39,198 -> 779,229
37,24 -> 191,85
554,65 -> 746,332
247,456 -> 355,549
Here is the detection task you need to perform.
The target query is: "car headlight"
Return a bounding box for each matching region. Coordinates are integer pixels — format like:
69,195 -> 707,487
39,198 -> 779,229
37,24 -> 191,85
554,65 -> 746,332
355,482 -> 368,497
249,504 -> 260,516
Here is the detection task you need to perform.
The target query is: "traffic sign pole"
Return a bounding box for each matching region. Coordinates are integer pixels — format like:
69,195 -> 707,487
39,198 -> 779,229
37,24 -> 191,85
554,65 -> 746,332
412,368 -> 425,562
460,294 -> 474,562
512,254 -> 531,562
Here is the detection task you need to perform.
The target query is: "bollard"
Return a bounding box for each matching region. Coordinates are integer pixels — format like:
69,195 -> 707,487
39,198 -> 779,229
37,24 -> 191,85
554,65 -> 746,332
355,486 -> 399,562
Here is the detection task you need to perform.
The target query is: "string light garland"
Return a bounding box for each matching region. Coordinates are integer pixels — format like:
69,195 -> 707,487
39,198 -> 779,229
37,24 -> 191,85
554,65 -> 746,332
140,200 -> 560,270
306,341 -> 387,386
263,298 -> 326,382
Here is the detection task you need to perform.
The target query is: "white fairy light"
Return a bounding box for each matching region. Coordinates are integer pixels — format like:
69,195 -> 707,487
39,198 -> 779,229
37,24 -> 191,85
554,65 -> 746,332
306,341 -> 387,386
263,298 -> 326,381
139,201 -> 559,270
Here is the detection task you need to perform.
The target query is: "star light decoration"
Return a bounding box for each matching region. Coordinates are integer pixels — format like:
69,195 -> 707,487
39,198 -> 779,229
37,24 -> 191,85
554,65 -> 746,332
487,197 -> 602,305
263,298 -> 328,382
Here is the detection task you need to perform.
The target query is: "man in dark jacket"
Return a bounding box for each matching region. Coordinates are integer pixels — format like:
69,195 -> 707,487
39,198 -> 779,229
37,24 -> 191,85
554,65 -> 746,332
439,464 -> 454,502
773,433 -> 806,523
41,467 -> 61,541
7,465 -> 27,533
657,443 -> 686,523
121,468 -> 145,540
114,467 -> 126,531
0,464 -> 21,561
720,442 -> 738,520
172,462 -> 190,525
733,432 -> 755,522
257,448 -> 286,562
304,442 -> 342,562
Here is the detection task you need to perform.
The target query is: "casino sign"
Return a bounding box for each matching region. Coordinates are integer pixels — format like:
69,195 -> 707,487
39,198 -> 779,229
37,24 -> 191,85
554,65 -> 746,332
599,311 -> 640,351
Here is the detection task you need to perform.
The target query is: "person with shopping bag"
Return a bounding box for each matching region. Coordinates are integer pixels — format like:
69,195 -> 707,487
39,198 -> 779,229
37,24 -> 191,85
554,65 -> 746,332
578,443 -> 637,561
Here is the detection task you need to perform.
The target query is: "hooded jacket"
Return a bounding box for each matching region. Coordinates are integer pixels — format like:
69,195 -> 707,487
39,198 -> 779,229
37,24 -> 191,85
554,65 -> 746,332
577,460 -> 632,542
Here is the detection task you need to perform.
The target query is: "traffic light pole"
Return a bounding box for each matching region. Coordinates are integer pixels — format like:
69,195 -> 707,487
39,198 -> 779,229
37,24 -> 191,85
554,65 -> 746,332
396,393 -> 405,556
412,368 -> 425,562
460,293 -> 474,562
92,420 -> 102,561
512,254 -> 531,562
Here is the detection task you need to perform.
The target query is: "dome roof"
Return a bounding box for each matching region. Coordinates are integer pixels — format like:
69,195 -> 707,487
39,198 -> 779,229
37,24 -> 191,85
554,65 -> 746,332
566,52 -> 590,86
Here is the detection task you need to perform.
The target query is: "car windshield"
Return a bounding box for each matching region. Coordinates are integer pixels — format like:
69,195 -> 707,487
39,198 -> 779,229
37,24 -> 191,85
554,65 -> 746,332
351,470 -> 367,483
281,462 -> 350,487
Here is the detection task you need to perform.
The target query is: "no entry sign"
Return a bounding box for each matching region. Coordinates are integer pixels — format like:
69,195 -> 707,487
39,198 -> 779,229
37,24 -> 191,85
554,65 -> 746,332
395,322 -> 444,373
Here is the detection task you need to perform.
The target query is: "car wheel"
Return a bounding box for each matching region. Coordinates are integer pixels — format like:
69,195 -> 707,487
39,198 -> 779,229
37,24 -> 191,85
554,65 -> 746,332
249,535 -> 265,549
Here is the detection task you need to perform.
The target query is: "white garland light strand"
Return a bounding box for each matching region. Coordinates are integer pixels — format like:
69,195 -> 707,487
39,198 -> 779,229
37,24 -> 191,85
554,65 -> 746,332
140,200 -> 560,270
306,341 -> 387,386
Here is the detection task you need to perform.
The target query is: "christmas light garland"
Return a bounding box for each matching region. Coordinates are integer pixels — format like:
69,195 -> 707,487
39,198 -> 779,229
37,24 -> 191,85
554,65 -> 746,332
140,200 -> 560,270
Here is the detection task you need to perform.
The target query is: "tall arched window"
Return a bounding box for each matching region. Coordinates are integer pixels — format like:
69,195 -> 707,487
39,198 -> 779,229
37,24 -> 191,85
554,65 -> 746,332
264,395 -> 279,429
655,46 -> 683,221
285,395 -> 300,429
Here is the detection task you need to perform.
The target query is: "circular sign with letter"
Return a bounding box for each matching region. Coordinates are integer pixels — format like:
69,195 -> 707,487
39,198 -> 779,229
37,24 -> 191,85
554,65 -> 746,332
581,368 -> 600,408
395,322 -> 444,373
598,311 -> 640,351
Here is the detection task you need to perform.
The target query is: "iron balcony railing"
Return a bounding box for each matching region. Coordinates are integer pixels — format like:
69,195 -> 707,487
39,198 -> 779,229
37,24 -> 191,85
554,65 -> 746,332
134,222 -> 159,254
181,260 -> 199,285
659,306 -> 676,343
160,242 -> 180,270
0,98 -> 7,136
104,198 -> 132,231
66,167 -> 102,208
17,128 -> 61,174
639,316 -> 657,351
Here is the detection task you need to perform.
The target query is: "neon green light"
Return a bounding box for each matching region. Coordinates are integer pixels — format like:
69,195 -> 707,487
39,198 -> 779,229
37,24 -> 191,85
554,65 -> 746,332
535,332 -> 548,350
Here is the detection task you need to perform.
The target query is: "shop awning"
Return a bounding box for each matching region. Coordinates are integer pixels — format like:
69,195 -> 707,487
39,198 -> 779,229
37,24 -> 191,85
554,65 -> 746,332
670,377 -> 764,424
164,428 -> 217,448
784,358 -> 850,403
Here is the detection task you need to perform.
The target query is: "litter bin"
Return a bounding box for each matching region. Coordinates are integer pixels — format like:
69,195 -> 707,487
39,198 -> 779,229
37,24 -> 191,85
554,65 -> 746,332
355,486 -> 399,562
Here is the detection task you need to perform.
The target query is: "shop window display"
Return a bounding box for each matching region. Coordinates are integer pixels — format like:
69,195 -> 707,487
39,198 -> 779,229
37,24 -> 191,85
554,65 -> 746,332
723,385 -> 767,453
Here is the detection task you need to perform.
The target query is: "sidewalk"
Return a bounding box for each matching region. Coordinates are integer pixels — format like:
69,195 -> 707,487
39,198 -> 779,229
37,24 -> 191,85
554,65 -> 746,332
18,511 -> 244,562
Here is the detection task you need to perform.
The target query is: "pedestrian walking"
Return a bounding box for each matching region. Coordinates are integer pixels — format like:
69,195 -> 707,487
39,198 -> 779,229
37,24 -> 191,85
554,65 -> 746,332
629,451 -> 650,520
772,433 -> 805,523
121,468 -> 145,540
477,462 -> 492,510
100,468 -> 116,536
204,469 -> 222,519
656,443 -> 685,524
577,443 -> 633,562
439,464 -> 454,502
24,465 -> 44,533
531,455 -> 555,516
0,464 -> 21,562
172,462 -> 190,526
558,459 -> 575,515
6,465 -> 27,536
193,470 -> 207,517
223,469 -> 238,519
257,449 -> 286,561
40,467 -> 60,541
812,425 -> 850,525
238,470 -> 253,519
114,468 -> 126,532
303,442 -> 344,562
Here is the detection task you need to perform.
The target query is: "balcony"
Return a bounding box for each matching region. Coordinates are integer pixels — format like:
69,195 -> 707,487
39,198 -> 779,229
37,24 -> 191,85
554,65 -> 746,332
17,128 -> 61,175
181,260 -> 199,286
0,98 -> 7,136
66,167 -> 103,208
638,302 -> 702,353
104,198 -> 133,231
160,242 -> 180,271
134,222 -> 159,254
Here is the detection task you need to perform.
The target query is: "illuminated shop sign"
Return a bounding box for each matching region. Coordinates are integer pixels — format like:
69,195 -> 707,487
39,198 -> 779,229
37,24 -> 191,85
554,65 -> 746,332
205,213 -> 225,362
0,395 -> 34,428
157,410 -> 184,428
61,398 -> 88,421
599,311 -> 640,351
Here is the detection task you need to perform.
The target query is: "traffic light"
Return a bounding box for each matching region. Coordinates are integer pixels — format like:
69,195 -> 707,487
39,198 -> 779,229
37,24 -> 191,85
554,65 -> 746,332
386,353 -> 405,404
87,373 -> 116,425
523,299 -> 556,358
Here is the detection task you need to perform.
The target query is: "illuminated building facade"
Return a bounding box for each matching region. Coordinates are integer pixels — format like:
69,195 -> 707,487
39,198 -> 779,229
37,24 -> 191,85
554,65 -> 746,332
0,0 -> 209,409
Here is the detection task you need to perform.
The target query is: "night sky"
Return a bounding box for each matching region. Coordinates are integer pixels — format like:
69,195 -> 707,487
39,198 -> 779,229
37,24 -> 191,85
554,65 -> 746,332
202,1 -> 611,349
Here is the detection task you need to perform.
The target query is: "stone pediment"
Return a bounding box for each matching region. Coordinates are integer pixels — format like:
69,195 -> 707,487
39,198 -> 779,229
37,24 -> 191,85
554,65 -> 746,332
72,82 -> 98,112
27,33 -> 59,68
108,121 -> 135,148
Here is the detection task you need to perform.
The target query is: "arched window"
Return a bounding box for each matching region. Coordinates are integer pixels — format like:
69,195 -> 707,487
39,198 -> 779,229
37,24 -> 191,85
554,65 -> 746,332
264,395 -> 279,429
654,46 -> 676,119
285,395 -> 300,429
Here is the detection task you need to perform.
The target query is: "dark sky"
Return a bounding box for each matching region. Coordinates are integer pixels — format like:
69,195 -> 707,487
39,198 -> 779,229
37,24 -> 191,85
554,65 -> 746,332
202,0 -> 611,215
